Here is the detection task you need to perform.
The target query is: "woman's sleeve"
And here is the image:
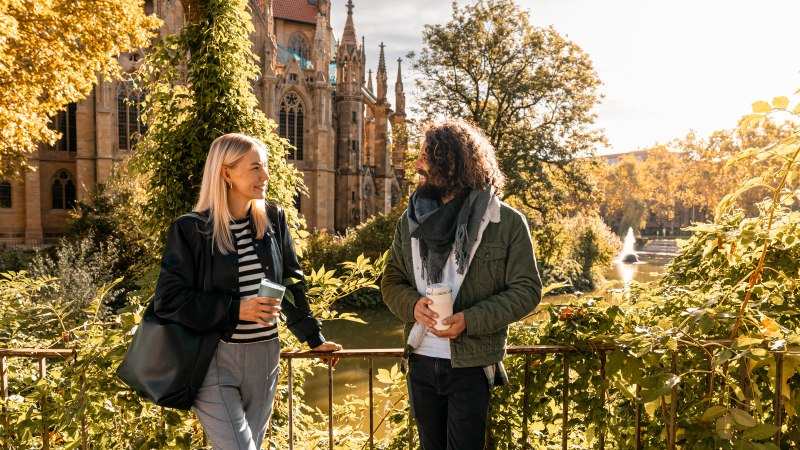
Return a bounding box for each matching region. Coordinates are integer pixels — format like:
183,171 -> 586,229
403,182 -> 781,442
276,207 -> 325,349
152,218 -> 239,332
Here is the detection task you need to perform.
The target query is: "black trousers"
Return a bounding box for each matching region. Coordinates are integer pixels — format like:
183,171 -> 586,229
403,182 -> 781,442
407,354 -> 491,450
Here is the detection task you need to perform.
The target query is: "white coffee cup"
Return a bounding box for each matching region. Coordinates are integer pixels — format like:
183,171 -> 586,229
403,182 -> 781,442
426,283 -> 453,331
258,279 -> 285,325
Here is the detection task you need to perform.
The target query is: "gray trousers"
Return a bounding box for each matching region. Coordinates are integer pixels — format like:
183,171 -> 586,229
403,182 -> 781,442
193,339 -> 280,450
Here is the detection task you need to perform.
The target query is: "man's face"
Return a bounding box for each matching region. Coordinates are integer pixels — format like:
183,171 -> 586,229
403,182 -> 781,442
414,145 -> 445,200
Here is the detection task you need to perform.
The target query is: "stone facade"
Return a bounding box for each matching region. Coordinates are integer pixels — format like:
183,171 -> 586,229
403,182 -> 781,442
0,0 -> 408,244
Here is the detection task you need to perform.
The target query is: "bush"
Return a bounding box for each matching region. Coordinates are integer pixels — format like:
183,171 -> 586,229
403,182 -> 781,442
27,235 -> 125,316
0,244 -> 36,273
533,213 -> 621,293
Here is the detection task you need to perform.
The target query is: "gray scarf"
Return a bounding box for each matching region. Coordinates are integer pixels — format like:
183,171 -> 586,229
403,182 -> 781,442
408,187 -> 492,283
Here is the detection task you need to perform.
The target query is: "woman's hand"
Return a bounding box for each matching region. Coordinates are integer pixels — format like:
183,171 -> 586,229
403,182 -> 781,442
312,341 -> 343,367
239,297 -> 281,326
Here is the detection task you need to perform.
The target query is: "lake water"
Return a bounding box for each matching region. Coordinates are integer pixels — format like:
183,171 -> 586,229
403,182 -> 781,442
295,255 -> 673,431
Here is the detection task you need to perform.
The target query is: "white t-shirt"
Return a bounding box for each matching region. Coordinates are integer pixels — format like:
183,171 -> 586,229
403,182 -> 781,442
412,250 -> 458,359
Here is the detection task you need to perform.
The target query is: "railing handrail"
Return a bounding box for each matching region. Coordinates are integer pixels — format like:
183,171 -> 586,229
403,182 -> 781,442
0,340 -> 766,359
1,341 -> 792,450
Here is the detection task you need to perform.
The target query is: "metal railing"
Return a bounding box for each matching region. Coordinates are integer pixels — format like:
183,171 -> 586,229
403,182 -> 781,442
0,344 -> 791,449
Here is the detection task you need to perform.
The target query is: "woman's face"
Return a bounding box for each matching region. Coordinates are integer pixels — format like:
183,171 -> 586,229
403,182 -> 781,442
223,148 -> 269,203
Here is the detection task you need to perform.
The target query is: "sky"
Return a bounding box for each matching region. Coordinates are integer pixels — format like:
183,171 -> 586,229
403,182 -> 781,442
330,0 -> 800,155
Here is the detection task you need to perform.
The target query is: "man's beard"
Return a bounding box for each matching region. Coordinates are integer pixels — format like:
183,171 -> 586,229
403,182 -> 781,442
417,180 -> 445,201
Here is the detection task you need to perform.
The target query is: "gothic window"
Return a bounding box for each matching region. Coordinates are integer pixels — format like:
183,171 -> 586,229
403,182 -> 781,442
117,80 -> 147,152
293,190 -> 302,212
51,103 -> 77,153
51,170 -> 76,210
287,33 -> 310,60
0,181 -> 11,208
279,93 -> 304,160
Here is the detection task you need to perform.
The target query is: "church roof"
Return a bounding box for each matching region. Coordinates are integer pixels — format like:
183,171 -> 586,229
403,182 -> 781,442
273,0 -> 318,25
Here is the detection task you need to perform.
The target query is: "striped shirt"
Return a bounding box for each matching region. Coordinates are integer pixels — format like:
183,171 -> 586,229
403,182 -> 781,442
221,218 -> 278,344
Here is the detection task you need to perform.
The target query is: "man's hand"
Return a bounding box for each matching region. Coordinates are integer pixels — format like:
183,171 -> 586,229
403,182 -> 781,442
239,297 -> 281,326
312,341 -> 343,367
413,297 -> 438,328
429,312 -> 467,339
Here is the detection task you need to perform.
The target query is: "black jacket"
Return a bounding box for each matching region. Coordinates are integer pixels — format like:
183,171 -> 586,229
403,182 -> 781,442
153,202 -> 325,348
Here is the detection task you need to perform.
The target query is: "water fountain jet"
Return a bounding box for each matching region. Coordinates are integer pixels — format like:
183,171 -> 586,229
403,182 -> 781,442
620,227 -> 639,263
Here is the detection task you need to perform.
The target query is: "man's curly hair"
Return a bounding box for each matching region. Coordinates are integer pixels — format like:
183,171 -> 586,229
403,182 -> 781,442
420,118 -> 505,199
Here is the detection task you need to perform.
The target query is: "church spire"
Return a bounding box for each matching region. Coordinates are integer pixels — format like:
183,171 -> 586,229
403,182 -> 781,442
376,42 -> 387,101
395,58 -> 405,114
341,0 -> 357,46
367,69 -> 374,93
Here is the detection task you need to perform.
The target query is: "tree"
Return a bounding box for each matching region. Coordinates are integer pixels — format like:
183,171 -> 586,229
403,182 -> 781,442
598,154 -> 646,233
0,0 -> 160,179
132,0 -> 302,237
410,0 -> 605,221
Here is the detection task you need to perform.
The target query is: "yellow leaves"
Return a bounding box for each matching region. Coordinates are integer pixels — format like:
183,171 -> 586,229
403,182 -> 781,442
0,0 -> 162,178
772,96 -> 789,109
760,316 -> 781,337
751,100 -> 771,113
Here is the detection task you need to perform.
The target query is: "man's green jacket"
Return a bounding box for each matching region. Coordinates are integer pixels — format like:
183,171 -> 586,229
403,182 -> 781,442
381,201 -> 542,368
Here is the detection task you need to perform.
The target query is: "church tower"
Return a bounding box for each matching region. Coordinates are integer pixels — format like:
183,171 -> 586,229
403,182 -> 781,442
391,57 -> 408,200
334,0 -> 365,231
368,42 -> 395,215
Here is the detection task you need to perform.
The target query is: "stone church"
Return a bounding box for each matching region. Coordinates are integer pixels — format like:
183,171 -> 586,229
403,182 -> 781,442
0,0 -> 408,244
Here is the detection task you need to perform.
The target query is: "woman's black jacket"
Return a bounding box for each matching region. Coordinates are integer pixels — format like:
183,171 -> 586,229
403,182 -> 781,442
152,202 -> 325,348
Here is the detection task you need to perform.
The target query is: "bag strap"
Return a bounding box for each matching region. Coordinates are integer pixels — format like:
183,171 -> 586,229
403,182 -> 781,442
181,212 -> 212,294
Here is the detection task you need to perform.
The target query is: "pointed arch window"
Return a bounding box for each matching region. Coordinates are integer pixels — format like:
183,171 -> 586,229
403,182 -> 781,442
0,181 -> 11,208
287,33 -> 310,61
51,103 -> 77,153
117,80 -> 147,152
279,93 -> 304,160
51,170 -> 76,210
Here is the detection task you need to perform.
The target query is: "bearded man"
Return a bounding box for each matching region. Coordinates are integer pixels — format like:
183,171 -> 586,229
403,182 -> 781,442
381,119 -> 542,450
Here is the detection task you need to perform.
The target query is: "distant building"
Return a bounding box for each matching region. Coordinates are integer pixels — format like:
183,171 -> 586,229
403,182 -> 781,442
0,0 -> 408,245
598,149 -> 650,165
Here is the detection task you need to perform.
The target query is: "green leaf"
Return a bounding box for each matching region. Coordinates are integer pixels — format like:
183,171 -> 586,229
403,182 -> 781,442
742,423 -> 779,440
701,405 -> 727,421
729,408 -> 757,428
716,414 -> 734,440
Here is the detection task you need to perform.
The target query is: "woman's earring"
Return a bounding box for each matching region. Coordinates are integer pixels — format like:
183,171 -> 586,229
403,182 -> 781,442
226,181 -> 232,189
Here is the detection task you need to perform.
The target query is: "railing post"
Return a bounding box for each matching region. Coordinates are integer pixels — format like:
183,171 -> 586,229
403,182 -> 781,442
287,357 -> 294,450
668,352 -> 678,450
635,384 -> 642,450
38,357 -> 48,450
562,353 -> 569,450
522,354 -> 530,443
775,352 -> 784,446
328,358 -> 333,450
599,351 -> 606,450
368,357 -> 374,450
1,356 -> 7,450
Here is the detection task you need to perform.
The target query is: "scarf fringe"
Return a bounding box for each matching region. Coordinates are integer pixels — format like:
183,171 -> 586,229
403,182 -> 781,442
454,224 -> 468,275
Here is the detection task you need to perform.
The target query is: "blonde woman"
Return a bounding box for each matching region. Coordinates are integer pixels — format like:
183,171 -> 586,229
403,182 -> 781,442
153,133 -> 341,449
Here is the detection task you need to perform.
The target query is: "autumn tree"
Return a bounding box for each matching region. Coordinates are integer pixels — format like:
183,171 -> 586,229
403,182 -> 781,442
0,0 -> 160,179
598,154 -> 647,234
410,0 -> 605,222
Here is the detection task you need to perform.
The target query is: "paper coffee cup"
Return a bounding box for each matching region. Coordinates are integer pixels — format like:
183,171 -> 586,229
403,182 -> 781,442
426,283 -> 453,331
258,279 -> 285,325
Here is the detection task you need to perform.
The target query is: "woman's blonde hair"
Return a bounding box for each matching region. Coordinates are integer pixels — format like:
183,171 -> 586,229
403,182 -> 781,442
195,133 -> 270,254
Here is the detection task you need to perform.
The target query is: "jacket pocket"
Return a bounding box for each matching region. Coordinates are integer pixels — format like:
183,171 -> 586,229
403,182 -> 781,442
473,244 -> 507,295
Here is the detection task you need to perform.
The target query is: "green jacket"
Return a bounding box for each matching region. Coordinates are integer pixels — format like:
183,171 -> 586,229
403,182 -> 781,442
381,201 -> 542,368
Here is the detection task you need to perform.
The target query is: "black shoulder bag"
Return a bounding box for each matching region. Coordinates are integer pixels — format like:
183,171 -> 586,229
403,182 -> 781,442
116,213 -> 220,410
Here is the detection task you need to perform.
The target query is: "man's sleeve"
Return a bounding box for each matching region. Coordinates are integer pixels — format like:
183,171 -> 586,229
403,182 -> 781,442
381,214 -> 420,323
461,211 -> 542,335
